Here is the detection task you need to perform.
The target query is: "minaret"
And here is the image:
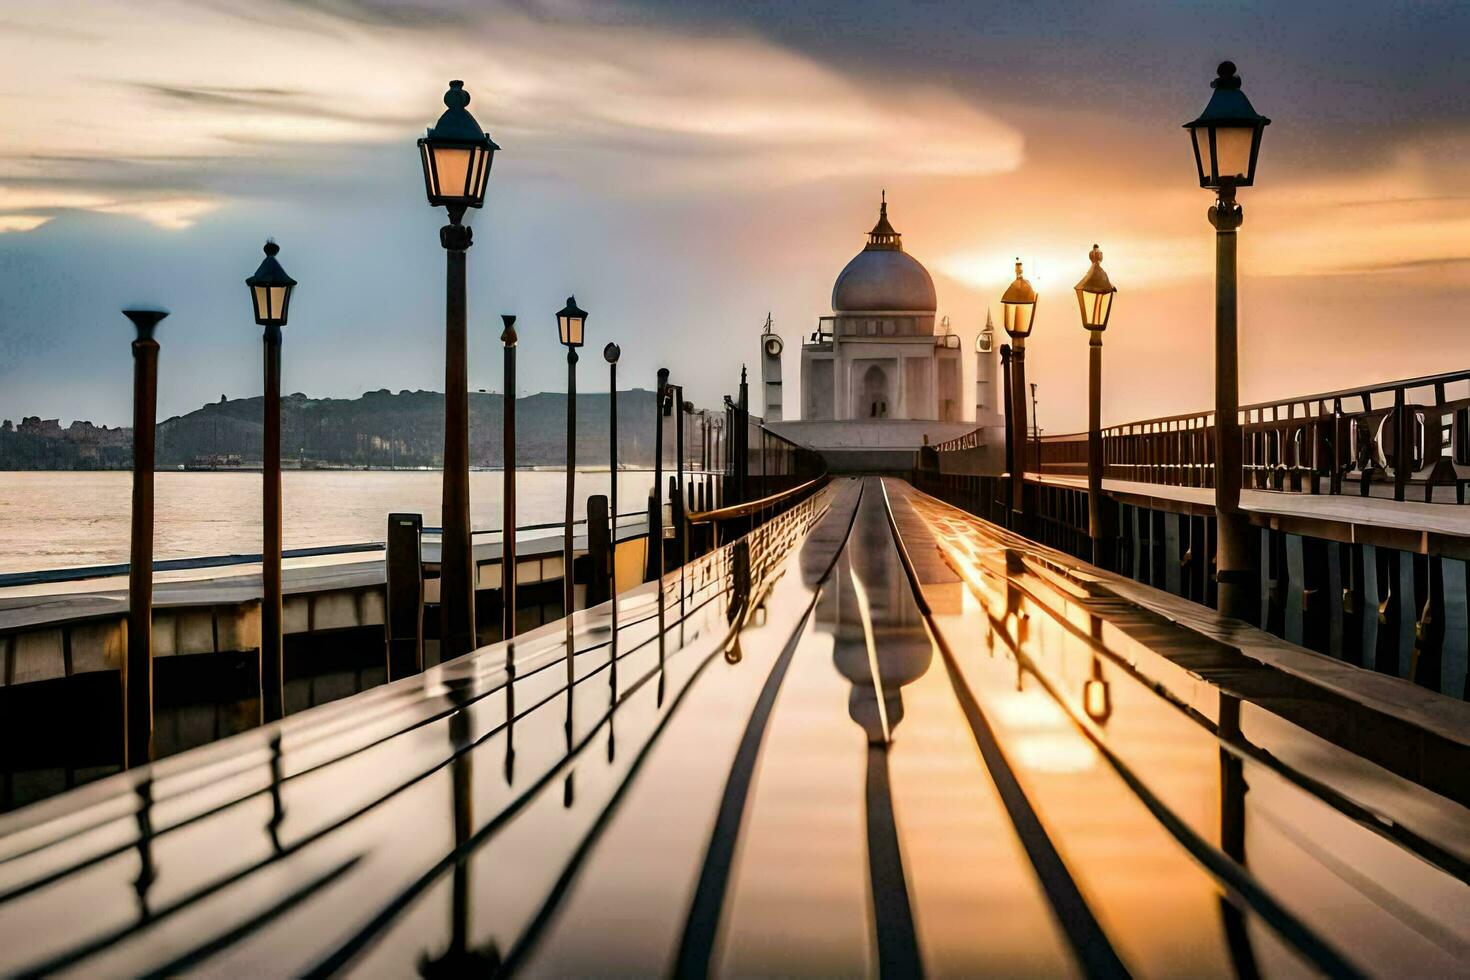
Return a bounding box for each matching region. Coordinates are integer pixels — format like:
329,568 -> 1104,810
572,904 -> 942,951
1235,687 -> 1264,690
975,309 -> 1002,427
760,312 -> 784,422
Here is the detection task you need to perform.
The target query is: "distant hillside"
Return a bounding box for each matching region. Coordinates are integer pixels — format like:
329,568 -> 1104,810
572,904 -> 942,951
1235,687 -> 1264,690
0,388 -> 697,470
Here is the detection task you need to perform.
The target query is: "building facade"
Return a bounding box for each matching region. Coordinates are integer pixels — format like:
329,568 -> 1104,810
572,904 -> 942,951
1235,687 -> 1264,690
800,198 -> 962,423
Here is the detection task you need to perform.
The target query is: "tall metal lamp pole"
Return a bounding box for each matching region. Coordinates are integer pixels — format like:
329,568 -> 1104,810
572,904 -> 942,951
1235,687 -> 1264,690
1075,244 -> 1117,566
500,315 -> 518,642
556,296 -> 588,683
1184,61 -> 1270,621
245,241 -> 296,722
123,308 -> 167,768
417,79 -> 499,660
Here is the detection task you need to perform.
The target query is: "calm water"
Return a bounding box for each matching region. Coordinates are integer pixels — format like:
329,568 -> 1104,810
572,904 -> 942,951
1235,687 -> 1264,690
0,470 -> 658,574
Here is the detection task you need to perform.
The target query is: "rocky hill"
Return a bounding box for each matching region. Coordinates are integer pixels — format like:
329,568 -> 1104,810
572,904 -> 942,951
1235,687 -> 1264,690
0,388 -> 700,469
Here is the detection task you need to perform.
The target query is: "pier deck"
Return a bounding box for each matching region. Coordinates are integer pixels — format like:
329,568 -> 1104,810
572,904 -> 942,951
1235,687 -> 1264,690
1028,473 -> 1470,550
0,478 -> 1465,974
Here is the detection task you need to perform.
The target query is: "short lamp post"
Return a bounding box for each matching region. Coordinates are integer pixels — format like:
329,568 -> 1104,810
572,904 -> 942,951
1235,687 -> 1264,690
246,241 -> 296,722
556,295 -> 587,683
646,368 -> 670,582
1001,260 -> 1038,526
603,342 -> 621,645
500,315 -> 518,642
1075,244 -> 1116,566
418,79 -> 500,660
1185,61 -> 1270,621
123,307 -> 168,768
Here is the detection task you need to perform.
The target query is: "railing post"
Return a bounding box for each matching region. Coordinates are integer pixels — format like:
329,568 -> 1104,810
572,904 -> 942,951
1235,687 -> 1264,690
386,513 -> 424,677
585,494 -> 611,607
1393,386 -> 1410,502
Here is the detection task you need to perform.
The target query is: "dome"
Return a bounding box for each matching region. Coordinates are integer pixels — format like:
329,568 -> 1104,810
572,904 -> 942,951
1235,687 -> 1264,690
830,197 -> 937,313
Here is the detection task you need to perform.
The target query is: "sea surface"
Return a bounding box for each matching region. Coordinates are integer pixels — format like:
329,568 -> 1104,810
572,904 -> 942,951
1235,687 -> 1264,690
0,469 -> 658,574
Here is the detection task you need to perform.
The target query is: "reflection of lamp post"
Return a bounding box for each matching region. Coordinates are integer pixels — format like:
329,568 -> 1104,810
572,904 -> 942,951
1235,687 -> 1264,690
246,241 -> 296,722
1075,244 -> 1116,566
123,308 -> 167,768
1001,261 -> 1037,526
418,79 -> 500,660
500,315 -> 518,642
1083,657 -> 1112,724
1184,61 -> 1270,621
556,296 -> 587,683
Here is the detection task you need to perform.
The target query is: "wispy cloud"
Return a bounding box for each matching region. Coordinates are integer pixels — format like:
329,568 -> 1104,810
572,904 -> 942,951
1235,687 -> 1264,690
0,0 -> 1024,231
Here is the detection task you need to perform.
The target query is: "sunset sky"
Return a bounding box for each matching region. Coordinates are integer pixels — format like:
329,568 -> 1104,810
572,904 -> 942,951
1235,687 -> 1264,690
0,0 -> 1466,433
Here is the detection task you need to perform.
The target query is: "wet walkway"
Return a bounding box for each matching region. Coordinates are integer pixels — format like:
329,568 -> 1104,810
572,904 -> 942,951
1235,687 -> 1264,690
0,478 -> 1466,975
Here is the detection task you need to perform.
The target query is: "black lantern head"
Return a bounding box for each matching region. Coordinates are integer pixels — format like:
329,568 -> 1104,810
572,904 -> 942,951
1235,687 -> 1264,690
1074,244 -> 1116,331
418,80 -> 499,212
245,241 -> 296,327
1000,259 -> 1038,339
556,295 -> 587,348
603,342 -> 620,364
1184,61 -> 1270,191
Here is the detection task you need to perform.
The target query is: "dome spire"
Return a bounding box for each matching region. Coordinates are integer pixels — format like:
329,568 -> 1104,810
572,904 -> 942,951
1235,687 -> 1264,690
866,191 -> 902,251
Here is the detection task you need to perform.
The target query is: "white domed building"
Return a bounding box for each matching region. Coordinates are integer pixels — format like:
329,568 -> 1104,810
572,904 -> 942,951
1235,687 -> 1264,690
800,197 -> 964,423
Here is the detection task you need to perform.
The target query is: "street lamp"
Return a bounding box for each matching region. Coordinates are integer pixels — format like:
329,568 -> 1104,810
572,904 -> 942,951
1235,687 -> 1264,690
122,307 -> 167,768
1001,260 -> 1038,525
1185,61 -> 1269,622
246,241 -> 296,723
1076,244 -> 1116,566
419,79 -> 500,660
1185,61 -> 1270,192
556,296 -> 587,684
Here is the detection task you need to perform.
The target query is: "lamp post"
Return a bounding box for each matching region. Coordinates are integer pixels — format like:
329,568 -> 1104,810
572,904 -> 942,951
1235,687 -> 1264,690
500,315 -> 518,642
1030,382 -> 1040,472
604,342 -> 621,650
646,368 -> 670,582
418,79 -> 500,660
1076,244 -> 1117,566
668,387 -> 690,623
246,241 -> 297,722
556,295 -> 588,682
999,343 -> 1014,513
123,308 -> 167,768
1001,260 -> 1038,526
1185,61 -> 1270,621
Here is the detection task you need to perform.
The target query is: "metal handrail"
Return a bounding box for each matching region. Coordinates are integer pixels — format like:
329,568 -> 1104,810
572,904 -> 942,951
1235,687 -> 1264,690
0,509 -> 652,589
687,473 -> 828,524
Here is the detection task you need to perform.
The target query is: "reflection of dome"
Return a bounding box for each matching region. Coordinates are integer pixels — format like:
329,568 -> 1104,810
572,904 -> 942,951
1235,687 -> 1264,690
831,197 -> 937,313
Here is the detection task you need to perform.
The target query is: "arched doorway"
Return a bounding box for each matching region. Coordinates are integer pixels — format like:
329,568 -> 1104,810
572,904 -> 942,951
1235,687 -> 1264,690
861,363 -> 890,419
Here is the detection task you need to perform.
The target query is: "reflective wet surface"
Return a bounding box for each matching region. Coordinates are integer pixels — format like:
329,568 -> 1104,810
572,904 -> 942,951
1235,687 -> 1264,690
0,477 -> 1465,976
